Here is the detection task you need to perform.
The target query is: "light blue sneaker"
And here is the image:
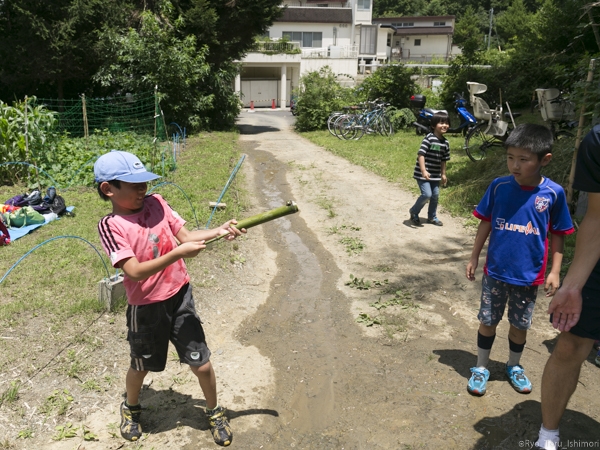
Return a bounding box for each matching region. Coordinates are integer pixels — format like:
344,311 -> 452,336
506,364 -> 532,393
467,367 -> 490,396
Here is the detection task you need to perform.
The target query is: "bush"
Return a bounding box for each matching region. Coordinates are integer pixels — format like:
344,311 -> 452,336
294,67 -> 356,132
359,64 -> 418,108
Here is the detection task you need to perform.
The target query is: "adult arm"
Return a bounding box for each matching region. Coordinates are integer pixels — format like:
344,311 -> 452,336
548,192 -> 600,331
466,219 -> 492,281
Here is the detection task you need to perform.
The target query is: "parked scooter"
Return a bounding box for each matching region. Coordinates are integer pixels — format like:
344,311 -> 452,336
410,92 -> 477,135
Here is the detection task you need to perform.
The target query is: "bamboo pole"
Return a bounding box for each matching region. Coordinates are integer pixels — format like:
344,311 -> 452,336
567,58 -> 597,207
205,201 -> 300,244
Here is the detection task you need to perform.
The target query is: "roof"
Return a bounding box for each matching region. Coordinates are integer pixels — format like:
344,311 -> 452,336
373,15 -> 455,22
277,7 -> 353,23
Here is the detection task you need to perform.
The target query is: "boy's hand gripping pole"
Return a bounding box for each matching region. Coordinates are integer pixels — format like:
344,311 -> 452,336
205,201 -> 299,244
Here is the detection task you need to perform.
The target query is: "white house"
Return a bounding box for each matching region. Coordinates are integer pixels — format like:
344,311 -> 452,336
235,0 -> 395,108
372,15 -> 460,62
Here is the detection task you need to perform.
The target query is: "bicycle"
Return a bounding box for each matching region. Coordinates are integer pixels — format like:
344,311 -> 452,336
332,100 -> 393,140
534,88 -> 577,150
463,82 -> 520,162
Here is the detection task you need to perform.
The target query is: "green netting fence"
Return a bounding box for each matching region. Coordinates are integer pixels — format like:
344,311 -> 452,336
34,91 -> 166,140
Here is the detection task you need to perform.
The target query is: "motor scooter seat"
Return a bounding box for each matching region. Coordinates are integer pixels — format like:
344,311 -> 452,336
424,108 -> 448,114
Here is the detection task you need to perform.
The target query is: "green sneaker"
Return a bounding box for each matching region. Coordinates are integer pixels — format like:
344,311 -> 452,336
119,401 -> 142,441
206,405 -> 233,447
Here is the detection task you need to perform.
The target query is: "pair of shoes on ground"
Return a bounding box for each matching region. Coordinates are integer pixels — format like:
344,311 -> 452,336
467,363 -> 532,396
120,401 -> 233,446
409,211 -> 443,226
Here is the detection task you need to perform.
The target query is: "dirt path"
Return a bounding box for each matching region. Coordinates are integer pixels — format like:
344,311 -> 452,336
9,111 -> 600,450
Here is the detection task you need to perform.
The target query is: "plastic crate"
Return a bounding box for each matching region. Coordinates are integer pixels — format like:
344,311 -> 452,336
410,95 -> 426,109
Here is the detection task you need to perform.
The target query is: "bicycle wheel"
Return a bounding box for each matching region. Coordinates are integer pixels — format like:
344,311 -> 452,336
333,114 -> 351,140
377,115 -> 394,136
464,123 -> 498,162
327,112 -> 344,137
339,115 -> 364,140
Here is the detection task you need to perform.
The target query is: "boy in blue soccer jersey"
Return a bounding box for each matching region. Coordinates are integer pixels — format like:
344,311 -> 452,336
465,123 -> 574,396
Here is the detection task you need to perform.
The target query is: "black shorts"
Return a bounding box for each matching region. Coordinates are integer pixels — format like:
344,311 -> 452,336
568,283 -> 600,340
126,283 -> 211,372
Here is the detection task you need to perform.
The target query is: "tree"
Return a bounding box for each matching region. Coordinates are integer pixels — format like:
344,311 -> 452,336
0,0 -> 128,100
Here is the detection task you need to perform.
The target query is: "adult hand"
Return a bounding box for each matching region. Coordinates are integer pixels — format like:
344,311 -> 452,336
423,171 -> 431,180
441,174 -> 448,186
547,286 -> 582,332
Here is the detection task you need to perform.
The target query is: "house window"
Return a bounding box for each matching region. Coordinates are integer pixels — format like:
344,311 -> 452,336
360,26 -> 377,54
357,0 -> 370,10
283,31 -> 322,48
433,21 -> 446,26
414,39 -> 421,46
392,22 -> 414,27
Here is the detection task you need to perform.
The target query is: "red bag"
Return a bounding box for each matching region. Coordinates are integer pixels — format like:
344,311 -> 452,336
0,217 -> 10,245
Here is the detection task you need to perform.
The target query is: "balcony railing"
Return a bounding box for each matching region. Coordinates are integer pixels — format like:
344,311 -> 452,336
302,45 -> 358,58
249,41 -> 302,55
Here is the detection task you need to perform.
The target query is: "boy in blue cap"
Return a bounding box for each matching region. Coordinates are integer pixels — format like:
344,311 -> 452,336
94,150 -> 244,446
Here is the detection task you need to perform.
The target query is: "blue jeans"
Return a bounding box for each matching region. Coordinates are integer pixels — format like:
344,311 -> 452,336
410,179 -> 440,220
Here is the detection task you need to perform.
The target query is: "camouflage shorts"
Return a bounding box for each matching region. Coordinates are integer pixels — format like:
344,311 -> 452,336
477,274 -> 538,330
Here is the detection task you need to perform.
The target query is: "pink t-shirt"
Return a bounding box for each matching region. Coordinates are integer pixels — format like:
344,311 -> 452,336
98,194 -> 190,305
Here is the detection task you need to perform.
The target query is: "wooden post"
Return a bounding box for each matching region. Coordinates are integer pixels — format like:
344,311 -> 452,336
567,58 -> 597,207
82,94 -> 89,149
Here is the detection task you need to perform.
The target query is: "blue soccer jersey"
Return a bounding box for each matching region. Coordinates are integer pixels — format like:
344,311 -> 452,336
474,175 -> 574,286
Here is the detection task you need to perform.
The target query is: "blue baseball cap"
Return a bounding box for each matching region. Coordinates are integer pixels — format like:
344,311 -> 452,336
94,150 -> 161,183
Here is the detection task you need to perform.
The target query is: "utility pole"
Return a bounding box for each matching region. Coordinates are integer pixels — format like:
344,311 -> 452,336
487,8 -> 493,51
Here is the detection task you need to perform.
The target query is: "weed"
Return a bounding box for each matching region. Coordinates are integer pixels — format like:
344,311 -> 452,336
230,254 -> 246,264
339,237 -> 364,254
52,423 -> 78,440
40,389 -> 73,416
345,274 -> 388,290
0,380 -> 21,407
356,313 -> 381,327
82,425 -> 98,441
370,290 -> 419,311
17,428 -> 33,439
64,349 -> 87,380
373,264 -> 393,272
82,380 -> 102,392
316,196 -> 336,218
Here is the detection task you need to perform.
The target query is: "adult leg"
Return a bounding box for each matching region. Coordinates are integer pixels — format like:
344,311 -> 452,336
410,179 -> 432,216
541,332 -> 594,430
427,180 -> 440,220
